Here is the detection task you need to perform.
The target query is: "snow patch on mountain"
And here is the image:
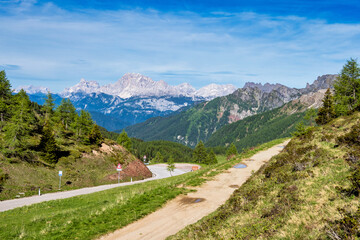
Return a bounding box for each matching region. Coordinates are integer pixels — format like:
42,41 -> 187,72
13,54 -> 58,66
61,73 -> 237,100
14,85 -> 50,94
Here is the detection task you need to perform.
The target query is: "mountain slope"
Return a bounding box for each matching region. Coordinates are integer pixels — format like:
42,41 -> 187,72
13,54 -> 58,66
170,111 -> 360,239
205,90 -> 326,150
126,75 -> 336,147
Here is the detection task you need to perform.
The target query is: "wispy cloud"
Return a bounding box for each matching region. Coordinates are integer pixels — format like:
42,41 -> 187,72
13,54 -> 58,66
0,1 -> 359,91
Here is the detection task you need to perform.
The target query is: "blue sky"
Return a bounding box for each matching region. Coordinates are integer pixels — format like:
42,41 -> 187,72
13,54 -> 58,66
1,0 -> 360,92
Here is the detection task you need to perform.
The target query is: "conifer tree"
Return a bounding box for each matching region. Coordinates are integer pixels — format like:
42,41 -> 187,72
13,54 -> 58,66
207,149 -> 218,165
39,122 -> 59,164
333,58 -> 360,114
315,88 -> 336,125
193,141 -> 208,164
43,92 -> 55,121
88,124 -> 103,145
76,110 -> 93,138
117,130 -> 132,151
4,90 -> 34,149
0,70 -> 13,126
55,98 -> 77,130
226,143 -> 238,159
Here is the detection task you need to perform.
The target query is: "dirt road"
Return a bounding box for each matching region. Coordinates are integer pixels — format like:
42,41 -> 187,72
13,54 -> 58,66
99,140 -> 289,240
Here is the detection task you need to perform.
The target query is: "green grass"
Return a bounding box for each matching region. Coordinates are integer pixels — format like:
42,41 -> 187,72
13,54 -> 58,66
0,138 -> 286,240
168,112 -> 360,240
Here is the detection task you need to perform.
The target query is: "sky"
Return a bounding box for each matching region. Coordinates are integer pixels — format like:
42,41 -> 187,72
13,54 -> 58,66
1,0 -> 360,92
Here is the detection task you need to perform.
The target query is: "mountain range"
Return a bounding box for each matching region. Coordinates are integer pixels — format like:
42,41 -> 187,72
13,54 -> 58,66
125,74 -> 337,147
16,73 -> 237,130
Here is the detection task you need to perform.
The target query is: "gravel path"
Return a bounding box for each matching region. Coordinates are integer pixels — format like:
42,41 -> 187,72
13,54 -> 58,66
99,140 -> 290,240
0,163 -> 200,212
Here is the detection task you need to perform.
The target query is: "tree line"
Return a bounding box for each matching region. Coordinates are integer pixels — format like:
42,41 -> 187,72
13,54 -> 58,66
0,70 -> 102,164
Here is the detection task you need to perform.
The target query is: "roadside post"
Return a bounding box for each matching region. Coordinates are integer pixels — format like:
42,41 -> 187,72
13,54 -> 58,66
116,164 -> 122,183
143,155 -> 147,164
58,171 -> 62,190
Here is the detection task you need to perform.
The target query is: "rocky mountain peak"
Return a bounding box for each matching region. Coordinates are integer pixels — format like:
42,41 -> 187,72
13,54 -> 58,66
61,73 -> 237,100
243,82 -> 285,93
303,74 -> 337,93
14,85 -> 50,94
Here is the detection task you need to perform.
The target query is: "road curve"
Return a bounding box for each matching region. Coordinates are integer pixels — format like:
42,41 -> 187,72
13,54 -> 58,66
0,163 -> 199,213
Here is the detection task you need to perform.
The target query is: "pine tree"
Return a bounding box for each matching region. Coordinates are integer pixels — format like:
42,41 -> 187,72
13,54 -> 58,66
3,90 -> 34,149
43,92 -> 55,121
39,122 -> 59,164
88,124 -> 103,145
75,110 -> 93,138
226,143 -> 238,159
117,130 -> 132,151
333,58 -> 360,115
193,141 -> 208,164
0,70 -> 13,127
315,88 -> 336,125
55,98 -> 77,130
207,149 -> 218,165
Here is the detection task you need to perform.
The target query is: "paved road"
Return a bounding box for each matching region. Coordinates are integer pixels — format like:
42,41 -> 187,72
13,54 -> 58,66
0,164 -> 198,213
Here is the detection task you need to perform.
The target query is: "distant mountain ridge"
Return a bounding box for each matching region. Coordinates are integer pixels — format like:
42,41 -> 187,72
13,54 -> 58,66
61,73 -> 237,100
15,73 -> 237,131
125,74 -> 337,147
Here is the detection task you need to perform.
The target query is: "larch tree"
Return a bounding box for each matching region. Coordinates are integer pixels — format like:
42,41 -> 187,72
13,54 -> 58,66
117,130 -> 132,151
55,98 -> 77,131
315,88 -> 336,125
333,58 -> 360,115
193,141 -> 208,164
4,90 -> 34,149
226,143 -> 238,159
88,124 -> 103,145
207,149 -> 218,165
0,70 -> 13,127
39,121 -> 59,164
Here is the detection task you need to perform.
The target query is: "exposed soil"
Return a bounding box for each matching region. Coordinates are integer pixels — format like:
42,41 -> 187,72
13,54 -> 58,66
99,140 -> 290,240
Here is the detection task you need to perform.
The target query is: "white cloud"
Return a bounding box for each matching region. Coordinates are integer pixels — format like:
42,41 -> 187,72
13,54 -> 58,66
0,3 -> 359,91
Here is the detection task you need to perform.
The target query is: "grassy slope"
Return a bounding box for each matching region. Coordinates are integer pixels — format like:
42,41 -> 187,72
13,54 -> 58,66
0,139 -> 138,200
169,112 -> 360,239
0,139 -> 285,240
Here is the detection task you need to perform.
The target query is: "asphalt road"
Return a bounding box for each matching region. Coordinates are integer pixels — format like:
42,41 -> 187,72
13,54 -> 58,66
0,164 -> 196,213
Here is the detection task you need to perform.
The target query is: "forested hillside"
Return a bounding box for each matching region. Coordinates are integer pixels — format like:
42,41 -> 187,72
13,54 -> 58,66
205,90 -> 325,151
131,139 -> 194,163
0,70 -> 148,200
125,75 -> 335,147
